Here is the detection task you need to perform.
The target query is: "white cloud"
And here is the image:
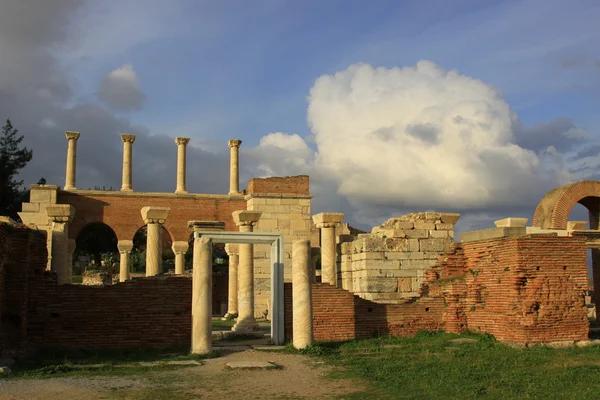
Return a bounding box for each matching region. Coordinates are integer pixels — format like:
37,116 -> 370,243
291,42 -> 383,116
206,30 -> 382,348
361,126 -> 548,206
98,64 -> 145,111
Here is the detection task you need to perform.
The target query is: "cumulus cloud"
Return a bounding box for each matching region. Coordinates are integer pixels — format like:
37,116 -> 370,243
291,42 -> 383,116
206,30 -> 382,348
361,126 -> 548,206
516,117 -> 589,153
98,64 -> 146,111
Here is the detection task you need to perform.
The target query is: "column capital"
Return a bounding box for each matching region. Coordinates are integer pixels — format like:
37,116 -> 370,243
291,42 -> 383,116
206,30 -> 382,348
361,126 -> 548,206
117,240 -> 134,253
232,210 -> 262,227
175,137 -> 190,146
188,220 -> 226,233
65,131 -> 80,141
228,139 -> 242,148
121,134 -> 136,143
225,243 -> 239,255
141,206 -> 170,224
312,212 -> 344,229
171,240 -> 190,254
46,204 -> 75,223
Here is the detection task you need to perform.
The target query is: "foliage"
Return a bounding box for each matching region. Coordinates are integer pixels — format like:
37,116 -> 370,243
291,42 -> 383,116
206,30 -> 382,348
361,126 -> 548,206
0,119 -> 33,219
74,223 -> 118,266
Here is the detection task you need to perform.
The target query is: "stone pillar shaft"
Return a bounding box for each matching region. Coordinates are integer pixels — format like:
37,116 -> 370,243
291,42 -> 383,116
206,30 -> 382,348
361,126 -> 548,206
192,237 -> 213,354
292,240 -> 313,349
121,134 -> 135,191
225,247 -> 239,317
313,213 -> 344,286
47,205 -> 75,284
228,139 -> 242,195
64,131 -> 80,190
172,241 -> 189,275
118,240 -> 133,282
141,206 -> 170,277
175,137 -> 190,194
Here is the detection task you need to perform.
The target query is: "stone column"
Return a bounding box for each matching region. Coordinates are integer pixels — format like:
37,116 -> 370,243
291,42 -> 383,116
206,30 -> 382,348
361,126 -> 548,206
121,134 -> 136,191
172,241 -> 189,275
228,139 -> 242,195
293,240 -> 313,349
64,131 -> 80,190
118,240 -> 133,282
312,212 -> 344,286
224,244 -> 239,318
175,137 -> 190,194
192,236 -> 212,354
141,206 -> 170,277
46,204 -> 75,284
232,210 -> 262,333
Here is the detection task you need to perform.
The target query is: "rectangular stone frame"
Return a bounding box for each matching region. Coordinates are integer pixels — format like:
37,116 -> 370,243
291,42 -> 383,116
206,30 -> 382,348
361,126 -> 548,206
194,231 -> 285,345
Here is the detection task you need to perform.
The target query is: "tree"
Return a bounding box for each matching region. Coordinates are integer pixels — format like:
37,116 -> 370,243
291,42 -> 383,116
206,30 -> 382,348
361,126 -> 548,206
0,119 -> 33,219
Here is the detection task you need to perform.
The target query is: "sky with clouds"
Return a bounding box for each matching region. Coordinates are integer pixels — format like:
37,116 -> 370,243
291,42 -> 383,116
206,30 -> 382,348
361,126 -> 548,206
2,0 -> 600,233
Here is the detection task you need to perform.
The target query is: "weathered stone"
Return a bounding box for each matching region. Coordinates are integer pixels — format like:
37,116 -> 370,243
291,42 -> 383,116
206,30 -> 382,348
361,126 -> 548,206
429,230 -> 449,238
567,221 -> 588,231
226,361 -> 277,369
404,229 -> 428,239
435,223 -> 454,230
359,277 -> 398,292
398,277 -> 412,292
419,238 -> 453,252
401,259 -> 437,270
440,213 -> 461,224
414,221 -> 436,230
494,217 -> 528,228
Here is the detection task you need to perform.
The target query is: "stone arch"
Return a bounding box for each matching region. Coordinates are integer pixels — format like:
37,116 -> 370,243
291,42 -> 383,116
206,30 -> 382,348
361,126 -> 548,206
533,180 -> 600,230
74,221 -> 119,266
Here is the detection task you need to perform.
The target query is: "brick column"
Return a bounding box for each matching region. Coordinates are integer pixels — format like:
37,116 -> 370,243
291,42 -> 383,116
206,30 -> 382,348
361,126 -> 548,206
224,244 -> 239,318
191,236 -> 212,354
46,204 -> 75,284
64,131 -> 80,190
293,239 -> 313,349
121,134 -> 136,191
232,210 -> 262,333
118,240 -> 133,282
171,241 -> 189,274
175,137 -> 190,194
312,212 -> 344,286
228,139 -> 242,195
141,206 -> 170,277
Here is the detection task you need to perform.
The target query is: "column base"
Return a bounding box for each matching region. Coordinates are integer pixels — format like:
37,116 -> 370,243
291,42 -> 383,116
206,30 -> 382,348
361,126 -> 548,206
228,191 -> 242,196
232,318 -> 259,333
175,190 -> 189,195
121,187 -> 133,192
63,185 -> 76,191
223,312 -> 238,320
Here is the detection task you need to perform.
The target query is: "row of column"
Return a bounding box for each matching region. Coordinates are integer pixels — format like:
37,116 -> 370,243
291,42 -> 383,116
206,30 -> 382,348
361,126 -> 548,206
63,132 -> 243,195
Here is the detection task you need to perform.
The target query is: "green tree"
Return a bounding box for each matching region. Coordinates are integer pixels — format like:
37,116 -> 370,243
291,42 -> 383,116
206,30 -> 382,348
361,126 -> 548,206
0,119 -> 33,219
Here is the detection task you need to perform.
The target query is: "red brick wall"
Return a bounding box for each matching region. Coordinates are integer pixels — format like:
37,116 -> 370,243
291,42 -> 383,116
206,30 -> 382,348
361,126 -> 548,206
26,276 -> 192,351
246,176 -> 309,195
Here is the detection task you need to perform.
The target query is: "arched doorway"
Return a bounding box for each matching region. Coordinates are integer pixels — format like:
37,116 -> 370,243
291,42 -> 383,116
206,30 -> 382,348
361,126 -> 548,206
74,222 -> 118,282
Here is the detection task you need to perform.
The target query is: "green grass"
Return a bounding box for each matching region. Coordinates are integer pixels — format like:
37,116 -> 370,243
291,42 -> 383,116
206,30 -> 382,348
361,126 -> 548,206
211,318 -> 235,331
71,275 -> 82,284
297,331 -> 600,400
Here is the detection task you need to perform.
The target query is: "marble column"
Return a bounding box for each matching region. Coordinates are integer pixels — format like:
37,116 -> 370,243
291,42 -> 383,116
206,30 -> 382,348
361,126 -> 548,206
192,236 -> 212,354
292,239 -> 313,349
175,137 -> 190,194
121,134 -> 136,191
141,206 -> 170,277
231,210 -> 262,333
64,131 -> 80,190
224,244 -> 239,318
46,204 -> 75,284
118,240 -> 133,282
312,212 -> 344,286
228,139 -> 242,195
172,241 -> 189,274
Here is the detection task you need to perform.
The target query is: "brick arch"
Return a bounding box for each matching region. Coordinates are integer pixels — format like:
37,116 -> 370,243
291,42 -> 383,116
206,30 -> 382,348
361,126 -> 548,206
532,180 -> 600,229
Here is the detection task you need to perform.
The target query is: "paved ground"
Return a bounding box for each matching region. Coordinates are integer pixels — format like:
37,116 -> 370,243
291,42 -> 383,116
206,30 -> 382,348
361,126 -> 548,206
0,345 -> 364,400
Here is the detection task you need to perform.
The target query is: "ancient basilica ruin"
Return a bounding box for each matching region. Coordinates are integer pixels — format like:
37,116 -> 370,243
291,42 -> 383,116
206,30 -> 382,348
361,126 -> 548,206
1,131 -> 599,356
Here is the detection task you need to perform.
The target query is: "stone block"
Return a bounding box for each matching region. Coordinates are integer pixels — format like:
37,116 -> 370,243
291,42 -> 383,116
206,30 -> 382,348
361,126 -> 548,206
384,251 -> 425,260
425,212 -> 441,220
440,213 -> 461,224
429,230 -> 449,238
401,259 -> 437,270
404,229 -> 428,239
384,238 -> 410,251
567,221 -> 588,231
351,252 -> 383,261
232,210 -> 262,224
290,219 -> 309,230
21,202 -> 40,212
414,221 -> 436,230
264,198 -> 282,205
408,239 -> 420,252
340,242 -> 353,254
257,219 -> 278,230
460,227 -> 527,243
359,277 -> 398,293
494,217 -> 528,228
394,221 -> 414,229
435,223 -> 454,230
355,237 -> 386,252
312,212 -> 344,226
419,238 -> 453,252
398,277 -> 412,292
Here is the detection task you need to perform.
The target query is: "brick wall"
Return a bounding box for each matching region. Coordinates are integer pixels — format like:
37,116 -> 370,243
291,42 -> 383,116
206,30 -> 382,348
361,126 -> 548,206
246,176 -> 309,195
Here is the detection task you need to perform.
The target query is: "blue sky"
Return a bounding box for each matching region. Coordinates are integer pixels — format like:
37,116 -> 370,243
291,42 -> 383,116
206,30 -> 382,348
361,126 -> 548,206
2,0 -> 600,232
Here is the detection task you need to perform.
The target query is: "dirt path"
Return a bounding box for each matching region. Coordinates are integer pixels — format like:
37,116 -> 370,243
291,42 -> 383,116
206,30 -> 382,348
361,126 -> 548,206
0,348 -> 365,400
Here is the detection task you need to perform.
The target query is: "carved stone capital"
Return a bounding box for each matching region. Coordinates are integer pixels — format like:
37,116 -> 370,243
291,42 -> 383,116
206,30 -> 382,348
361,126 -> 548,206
315,222 -> 338,229
121,134 -> 136,143
65,131 -> 80,141
225,243 -> 239,255
141,206 -> 170,225
228,139 -> 242,149
171,240 -> 190,254
188,220 -> 226,232
312,212 -> 344,229
175,137 -> 190,146
46,204 -> 75,223
118,240 -> 134,253
232,210 -> 262,227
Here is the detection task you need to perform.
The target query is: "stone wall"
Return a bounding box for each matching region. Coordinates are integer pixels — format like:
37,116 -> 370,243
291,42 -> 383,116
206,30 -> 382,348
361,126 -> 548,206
246,176 -> 309,195
340,212 -> 460,303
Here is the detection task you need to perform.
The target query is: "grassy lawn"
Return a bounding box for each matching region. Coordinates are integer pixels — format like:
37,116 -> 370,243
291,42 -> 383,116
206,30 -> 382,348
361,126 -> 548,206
298,331 -> 600,400
212,318 -> 235,331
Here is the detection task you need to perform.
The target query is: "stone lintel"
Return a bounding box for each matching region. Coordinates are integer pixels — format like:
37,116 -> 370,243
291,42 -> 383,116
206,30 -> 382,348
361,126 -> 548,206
187,220 -> 226,232
117,240 -> 134,252
65,131 -> 80,140
46,204 -> 75,222
121,134 -> 136,143
225,243 -> 239,255
141,206 -> 170,224
175,137 -> 190,146
460,227 -> 527,243
312,212 -> 344,228
567,221 -> 588,231
232,210 -> 262,226
171,240 -> 190,253
494,217 -> 528,228
440,213 -> 461,224
228,139 -> 242,148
